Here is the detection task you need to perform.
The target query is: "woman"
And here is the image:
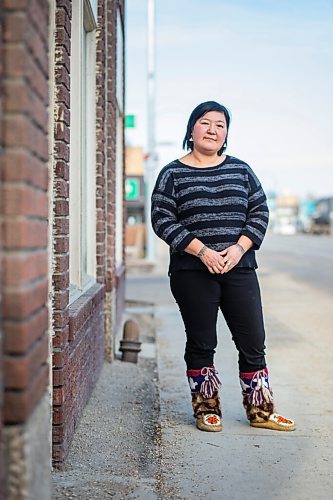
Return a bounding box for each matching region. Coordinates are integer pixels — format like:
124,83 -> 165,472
151,101 -> 296,432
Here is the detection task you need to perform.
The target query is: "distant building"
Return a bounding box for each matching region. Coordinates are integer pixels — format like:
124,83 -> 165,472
310,197 -> 333,234
273,195 -> 299,235
1,0 -> 125,496
125,146 -> 146,224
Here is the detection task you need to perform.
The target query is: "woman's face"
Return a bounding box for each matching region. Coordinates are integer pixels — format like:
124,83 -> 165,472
191,111 -> 227,155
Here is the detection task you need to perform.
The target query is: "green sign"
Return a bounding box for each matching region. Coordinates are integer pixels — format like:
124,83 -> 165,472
125,114 -> 136,128
125,178 -> 140,200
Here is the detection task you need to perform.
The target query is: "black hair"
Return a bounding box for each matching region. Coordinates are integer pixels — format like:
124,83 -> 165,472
182,101 -> 231,156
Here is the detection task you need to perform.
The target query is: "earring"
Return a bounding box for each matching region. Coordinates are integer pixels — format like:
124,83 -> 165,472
189,137 -> 193,142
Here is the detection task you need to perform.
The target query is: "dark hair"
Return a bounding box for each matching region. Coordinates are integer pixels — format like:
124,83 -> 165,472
182,101 -> 231,156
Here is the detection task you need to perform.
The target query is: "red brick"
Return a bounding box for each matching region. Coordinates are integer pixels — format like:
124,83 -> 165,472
3,306 -> 48,354
54,121 -> 70,142
55,83 -> 70,107
4,334 -> 49,390
54,178 -> 69,199
54,199 -> 69,217
2,45 -> 28,77
55,103 -> 70,127
55,65 -> 70,90
3,279 -> 48,320
54,159 -> 69,181
2,0 -> 29,8
2,251 -> 48,286
3,115 -> 33,148
52,326 -> 69,349
54,46 -> 70,72
54,141 -> 69,162
53,403 -> 65,425
52,271 -> 69,290
53,289 -> 69,310
3,79 -> 29,112
56,1 -> 72,19
68,284 -> 104,341
55,27 -> 70,55
26,21 -> 49,75
2,219 -> 47,249
53,424 -> 65,444
52,345 -> 69,370
54,253 -> 69,273
1,185 -> 48,218
26,56 -> 49,104
54,217 -> 69,236
28,0 -> 49,35
53,306 -> 69,327
52,443 -> 68,466
4,364 -> 49,424
55,8 -> 71,36
1,150 -> 48,190
53,367 -> 65,388
53,235 -> 69,254
4,80 -> 48,130
96,255 -> 105,266
53,386 -> 65,406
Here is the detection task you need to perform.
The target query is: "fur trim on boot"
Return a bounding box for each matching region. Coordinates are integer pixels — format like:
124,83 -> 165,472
242,394 -> 274,423
187,366 -> 222,432
240,368 -> 296,431
192,391 -> 222,432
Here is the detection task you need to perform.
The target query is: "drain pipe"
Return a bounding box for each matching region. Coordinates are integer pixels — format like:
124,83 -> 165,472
119,319 -> 142,363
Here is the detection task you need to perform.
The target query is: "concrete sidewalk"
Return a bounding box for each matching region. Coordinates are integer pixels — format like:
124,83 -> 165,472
127,239 -> 333,500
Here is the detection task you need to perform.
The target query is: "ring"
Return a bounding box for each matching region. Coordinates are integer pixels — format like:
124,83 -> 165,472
226,260 -> 232,266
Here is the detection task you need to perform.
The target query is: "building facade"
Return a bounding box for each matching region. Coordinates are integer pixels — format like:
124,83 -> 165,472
0,0 -> 126,497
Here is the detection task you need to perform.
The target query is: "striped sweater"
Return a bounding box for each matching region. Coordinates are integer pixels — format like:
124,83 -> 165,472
151,155 -> 269,272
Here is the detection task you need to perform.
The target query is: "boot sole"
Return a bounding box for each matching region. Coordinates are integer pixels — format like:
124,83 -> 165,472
196,421 -> 222,432
251,421 -> 296,431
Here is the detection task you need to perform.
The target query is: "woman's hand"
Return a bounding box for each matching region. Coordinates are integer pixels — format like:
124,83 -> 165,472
219,243 -> 245,273
199,248 -> 227,274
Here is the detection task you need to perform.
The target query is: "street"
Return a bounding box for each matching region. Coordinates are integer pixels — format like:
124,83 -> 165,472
258,233 -> 333,294
127,233 -> 333,499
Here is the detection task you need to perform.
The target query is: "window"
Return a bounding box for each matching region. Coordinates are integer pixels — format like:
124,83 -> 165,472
69,0 -> 97,303
115,10 -> 125,267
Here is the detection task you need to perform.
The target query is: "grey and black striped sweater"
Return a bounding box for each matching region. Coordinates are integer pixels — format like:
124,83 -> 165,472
151,155 -> 269,273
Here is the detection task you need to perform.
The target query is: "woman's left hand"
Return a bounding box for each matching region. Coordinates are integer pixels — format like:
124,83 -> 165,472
219,244 -> 244,273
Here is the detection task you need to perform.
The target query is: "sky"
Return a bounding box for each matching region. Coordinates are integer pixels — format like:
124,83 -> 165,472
125,0 -> 333,199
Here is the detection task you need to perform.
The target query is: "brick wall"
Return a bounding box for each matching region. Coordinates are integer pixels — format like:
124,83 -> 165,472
0,0 -> 50,424
106,0 -> 126,345
96,0 -> 107,286
0,6 -> 4,498
51,0 -> 104,467
0,0 -> 50,494
50,0 -> 125,467
51,0 -> 71,466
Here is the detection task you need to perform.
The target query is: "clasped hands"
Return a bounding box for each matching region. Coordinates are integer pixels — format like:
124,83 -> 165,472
199,244 -> 244,274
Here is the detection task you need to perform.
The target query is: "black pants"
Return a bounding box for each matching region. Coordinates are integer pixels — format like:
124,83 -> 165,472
169,268 -> 267,373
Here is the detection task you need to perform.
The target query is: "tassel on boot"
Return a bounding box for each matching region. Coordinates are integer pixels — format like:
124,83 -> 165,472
187,366 -> 222,432
240,368 -> 296,431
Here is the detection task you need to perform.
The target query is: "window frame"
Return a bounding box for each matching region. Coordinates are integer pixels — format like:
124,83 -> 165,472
69,0 -> 97,304
115,10 -> 125,268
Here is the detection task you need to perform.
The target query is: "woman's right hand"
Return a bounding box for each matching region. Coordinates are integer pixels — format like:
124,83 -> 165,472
199,248 -> 225,274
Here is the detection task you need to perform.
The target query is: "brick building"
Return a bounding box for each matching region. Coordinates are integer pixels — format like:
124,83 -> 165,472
0,0 -> 126,497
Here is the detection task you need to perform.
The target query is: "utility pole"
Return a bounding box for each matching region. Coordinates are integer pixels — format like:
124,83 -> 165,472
145,0 -> 157,262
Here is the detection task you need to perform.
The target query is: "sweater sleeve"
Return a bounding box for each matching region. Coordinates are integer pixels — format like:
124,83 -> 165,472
151,167 -> 196,252
241,165 -> 269,249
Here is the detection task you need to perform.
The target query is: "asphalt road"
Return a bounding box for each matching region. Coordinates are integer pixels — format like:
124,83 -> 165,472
258,233 -> 333,294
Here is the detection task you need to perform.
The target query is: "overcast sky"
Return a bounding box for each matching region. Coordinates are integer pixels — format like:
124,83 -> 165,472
125,0 -> 333,199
